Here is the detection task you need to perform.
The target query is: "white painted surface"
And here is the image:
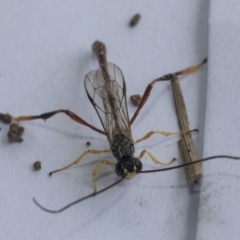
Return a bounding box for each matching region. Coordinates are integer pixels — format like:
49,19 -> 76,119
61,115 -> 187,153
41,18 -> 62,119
1,1 -> 238,240
196,1 -> 240,240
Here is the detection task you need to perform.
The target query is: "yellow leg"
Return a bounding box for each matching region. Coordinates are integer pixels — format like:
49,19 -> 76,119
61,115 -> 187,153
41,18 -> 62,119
135,129 -> 197,144
92,160 -> 115,192
49,149 -> 110,176
139,149 -> 176,166
174,58 -> 207,76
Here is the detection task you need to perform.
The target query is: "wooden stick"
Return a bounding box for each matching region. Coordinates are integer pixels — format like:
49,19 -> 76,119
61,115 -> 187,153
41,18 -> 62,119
171,76 -> 202,183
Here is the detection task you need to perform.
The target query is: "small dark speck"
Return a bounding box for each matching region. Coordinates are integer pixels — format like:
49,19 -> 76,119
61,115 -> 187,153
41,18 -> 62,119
33,161 -> 41,171
129,13 -> 141,27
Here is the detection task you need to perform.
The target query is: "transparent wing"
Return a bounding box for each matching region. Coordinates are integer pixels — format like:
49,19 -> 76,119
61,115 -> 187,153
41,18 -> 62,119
84,62 -> 132,145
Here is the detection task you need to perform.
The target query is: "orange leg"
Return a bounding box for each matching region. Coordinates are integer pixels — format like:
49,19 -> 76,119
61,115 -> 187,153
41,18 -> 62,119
130,58 -> 207,125
12,109 -> 105,135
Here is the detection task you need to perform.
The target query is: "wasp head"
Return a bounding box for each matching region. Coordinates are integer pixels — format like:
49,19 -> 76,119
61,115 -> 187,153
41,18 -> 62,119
115,158 -> 142,179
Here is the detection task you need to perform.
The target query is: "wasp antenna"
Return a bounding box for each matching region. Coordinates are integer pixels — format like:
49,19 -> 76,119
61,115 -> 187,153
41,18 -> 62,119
139,155 -> 240,174
33,177 -> 125,213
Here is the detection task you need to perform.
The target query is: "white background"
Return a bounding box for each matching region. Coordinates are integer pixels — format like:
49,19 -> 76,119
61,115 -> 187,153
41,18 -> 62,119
0,1 -> 240,240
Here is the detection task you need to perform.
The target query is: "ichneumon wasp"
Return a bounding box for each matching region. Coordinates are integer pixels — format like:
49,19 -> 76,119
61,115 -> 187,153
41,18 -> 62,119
8,41 -> 240,213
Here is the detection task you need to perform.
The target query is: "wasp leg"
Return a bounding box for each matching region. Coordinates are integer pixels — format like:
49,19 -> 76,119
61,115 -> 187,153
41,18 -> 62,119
49,149 -> 110,176
130,58 -> 207,126
139,150 -> 176,166
92,160 -> 115,192
12,109 -> 105,135
135,129 -> 197,144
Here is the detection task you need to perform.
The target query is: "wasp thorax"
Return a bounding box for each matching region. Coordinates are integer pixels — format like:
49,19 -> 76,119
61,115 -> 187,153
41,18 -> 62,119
115,158 -> 142,179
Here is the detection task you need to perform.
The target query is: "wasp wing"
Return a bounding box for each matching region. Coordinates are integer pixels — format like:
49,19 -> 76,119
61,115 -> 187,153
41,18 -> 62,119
84,62 -> 132,145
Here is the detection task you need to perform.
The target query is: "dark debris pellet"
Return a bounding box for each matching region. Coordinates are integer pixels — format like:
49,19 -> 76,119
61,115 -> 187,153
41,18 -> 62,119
7,131 -> 23,142
7,123 -> 24,142
130,94 -> 142,106
33,161 -> 41,171
129,13 -> 141,27
0,113 -> 12,124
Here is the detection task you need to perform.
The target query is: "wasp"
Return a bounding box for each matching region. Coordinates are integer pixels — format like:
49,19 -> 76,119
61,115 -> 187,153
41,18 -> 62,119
10,41 -> 240,213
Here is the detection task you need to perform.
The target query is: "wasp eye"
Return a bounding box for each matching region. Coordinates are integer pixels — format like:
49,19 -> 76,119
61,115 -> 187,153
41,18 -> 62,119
115,162 -> 126,178
134,158 -> 142,172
